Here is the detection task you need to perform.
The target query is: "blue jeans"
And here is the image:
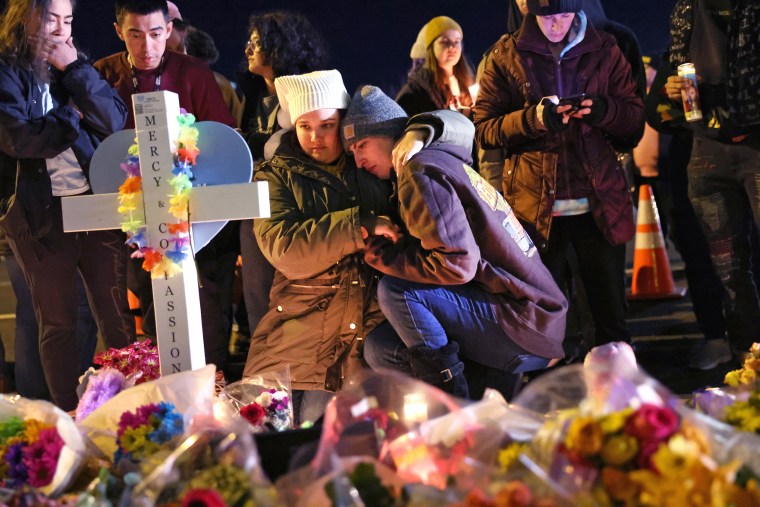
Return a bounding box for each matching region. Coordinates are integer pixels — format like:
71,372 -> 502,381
687,135 -> 760,350
367,276 -> 530,370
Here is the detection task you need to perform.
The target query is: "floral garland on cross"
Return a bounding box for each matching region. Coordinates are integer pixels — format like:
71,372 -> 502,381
117,111 -> 200,279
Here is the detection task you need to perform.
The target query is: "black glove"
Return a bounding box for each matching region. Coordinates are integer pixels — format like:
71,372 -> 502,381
580,96 -> 608,125
540,98 -> 569,133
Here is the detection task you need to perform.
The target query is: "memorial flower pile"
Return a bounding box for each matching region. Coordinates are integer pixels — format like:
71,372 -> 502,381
549,403 -> 760,506
115,402 -> 183,464
0,417 -> 64,489
239,388 -> 292,432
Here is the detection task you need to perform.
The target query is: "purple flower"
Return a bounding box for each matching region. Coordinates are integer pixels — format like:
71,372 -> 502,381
120,157 -> 141,178
4,442 -> 28,487
76,368 -> 128,422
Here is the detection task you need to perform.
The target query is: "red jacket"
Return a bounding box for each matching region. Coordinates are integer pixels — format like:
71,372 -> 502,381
94,51 -> 235,129
474,14 -> 642,248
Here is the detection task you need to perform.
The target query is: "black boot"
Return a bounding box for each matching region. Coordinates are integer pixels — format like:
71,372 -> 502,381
407,342 -> 470,399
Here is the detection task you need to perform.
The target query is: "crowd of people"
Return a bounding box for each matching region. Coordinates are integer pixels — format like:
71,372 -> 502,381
0,0 -> 758,424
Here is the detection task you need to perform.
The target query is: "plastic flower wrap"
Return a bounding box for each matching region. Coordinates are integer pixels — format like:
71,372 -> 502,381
510,342 -> 760,506
279,370 -> 528,505
0,395 -> 86,497
78,365 -> 216,464
221,367 -> 294,432
128,407 -> 277,506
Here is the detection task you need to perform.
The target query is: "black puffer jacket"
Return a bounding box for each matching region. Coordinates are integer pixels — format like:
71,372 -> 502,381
0,60 -> 127,240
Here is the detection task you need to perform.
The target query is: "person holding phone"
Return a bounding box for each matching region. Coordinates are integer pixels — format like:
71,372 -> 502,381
474,0 -> 644,352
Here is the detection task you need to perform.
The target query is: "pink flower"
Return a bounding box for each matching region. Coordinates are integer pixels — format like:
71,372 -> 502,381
181,488 -> 226,507
624,404 -> 679,443
22,428 -> 64,487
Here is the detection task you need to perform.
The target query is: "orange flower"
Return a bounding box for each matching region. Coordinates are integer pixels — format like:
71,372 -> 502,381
493,481 -> 533,507
566,416 -> 604,456
142,250 -> 162,271
177,147 -> 199,165
119,176 -> 142,194
167,221 -> 189,234
602,467 -> 640,503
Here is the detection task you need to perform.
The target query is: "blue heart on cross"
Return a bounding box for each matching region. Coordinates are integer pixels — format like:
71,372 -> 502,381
89,122 -> 253,253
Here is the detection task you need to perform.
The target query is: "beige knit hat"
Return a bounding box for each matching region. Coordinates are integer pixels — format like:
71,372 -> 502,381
410,23 -> 428,59
423,16 -> 463,49
274,70 -> 351,126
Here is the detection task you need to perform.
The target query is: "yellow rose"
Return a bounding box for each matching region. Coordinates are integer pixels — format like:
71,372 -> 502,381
601,434 -> 639,466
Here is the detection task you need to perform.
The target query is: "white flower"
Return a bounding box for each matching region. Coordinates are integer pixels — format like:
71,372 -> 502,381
255,391 -> 273,408
272,390 -> 288,401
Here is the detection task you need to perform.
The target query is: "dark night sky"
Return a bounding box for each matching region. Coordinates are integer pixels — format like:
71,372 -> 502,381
71,0 -> 677,96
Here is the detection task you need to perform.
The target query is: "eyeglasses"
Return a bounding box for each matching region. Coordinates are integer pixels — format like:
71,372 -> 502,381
436,38 -> 462,49
245,38 -> 263,53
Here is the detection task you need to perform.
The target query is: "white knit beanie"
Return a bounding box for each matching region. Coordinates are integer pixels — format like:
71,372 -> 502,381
274,70 -> 351,126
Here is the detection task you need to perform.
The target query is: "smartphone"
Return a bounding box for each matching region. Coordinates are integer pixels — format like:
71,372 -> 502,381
558,93 -> 587,113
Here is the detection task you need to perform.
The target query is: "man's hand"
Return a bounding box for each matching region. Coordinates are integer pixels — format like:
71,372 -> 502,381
391,129 -> 425,174
665,75 -> 696,102
33,36 -> 78,71
362,215 -> 402,244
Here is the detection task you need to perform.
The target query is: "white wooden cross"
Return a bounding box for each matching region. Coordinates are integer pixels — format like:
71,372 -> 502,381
61,91 -> 269,376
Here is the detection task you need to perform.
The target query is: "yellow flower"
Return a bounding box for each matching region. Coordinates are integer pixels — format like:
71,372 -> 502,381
23,418 -> 53,443
601,434 -> 639,466
565,416 -> 604,456
651,434 -> 699,478
725,369 -> 742,387
630,468 -> 687,506
599,408 -> 634,434
739,368 -> 757,385
497,442 -> 526,472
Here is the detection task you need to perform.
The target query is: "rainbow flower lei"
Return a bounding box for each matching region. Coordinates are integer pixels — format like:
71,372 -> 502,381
117,111 -> 200,279
0,416 -> 64,488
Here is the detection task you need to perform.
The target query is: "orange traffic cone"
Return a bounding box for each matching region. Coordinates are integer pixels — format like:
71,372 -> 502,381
127,289 -> 144,336
627,184 -> 686,300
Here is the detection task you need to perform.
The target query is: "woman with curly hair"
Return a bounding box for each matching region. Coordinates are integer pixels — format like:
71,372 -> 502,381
235,11 -> 329,355
396,16 -> 476,119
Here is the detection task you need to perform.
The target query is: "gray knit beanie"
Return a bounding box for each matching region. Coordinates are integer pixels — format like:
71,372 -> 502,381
341,85 -> 408,150
526,0 -> 582,15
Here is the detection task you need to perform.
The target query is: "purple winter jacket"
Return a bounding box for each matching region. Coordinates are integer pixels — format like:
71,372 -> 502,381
474,13 -> 642,249
364,143 -> 567,359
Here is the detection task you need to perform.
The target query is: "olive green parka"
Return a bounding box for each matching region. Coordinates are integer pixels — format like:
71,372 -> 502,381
243,132 -> 394,391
